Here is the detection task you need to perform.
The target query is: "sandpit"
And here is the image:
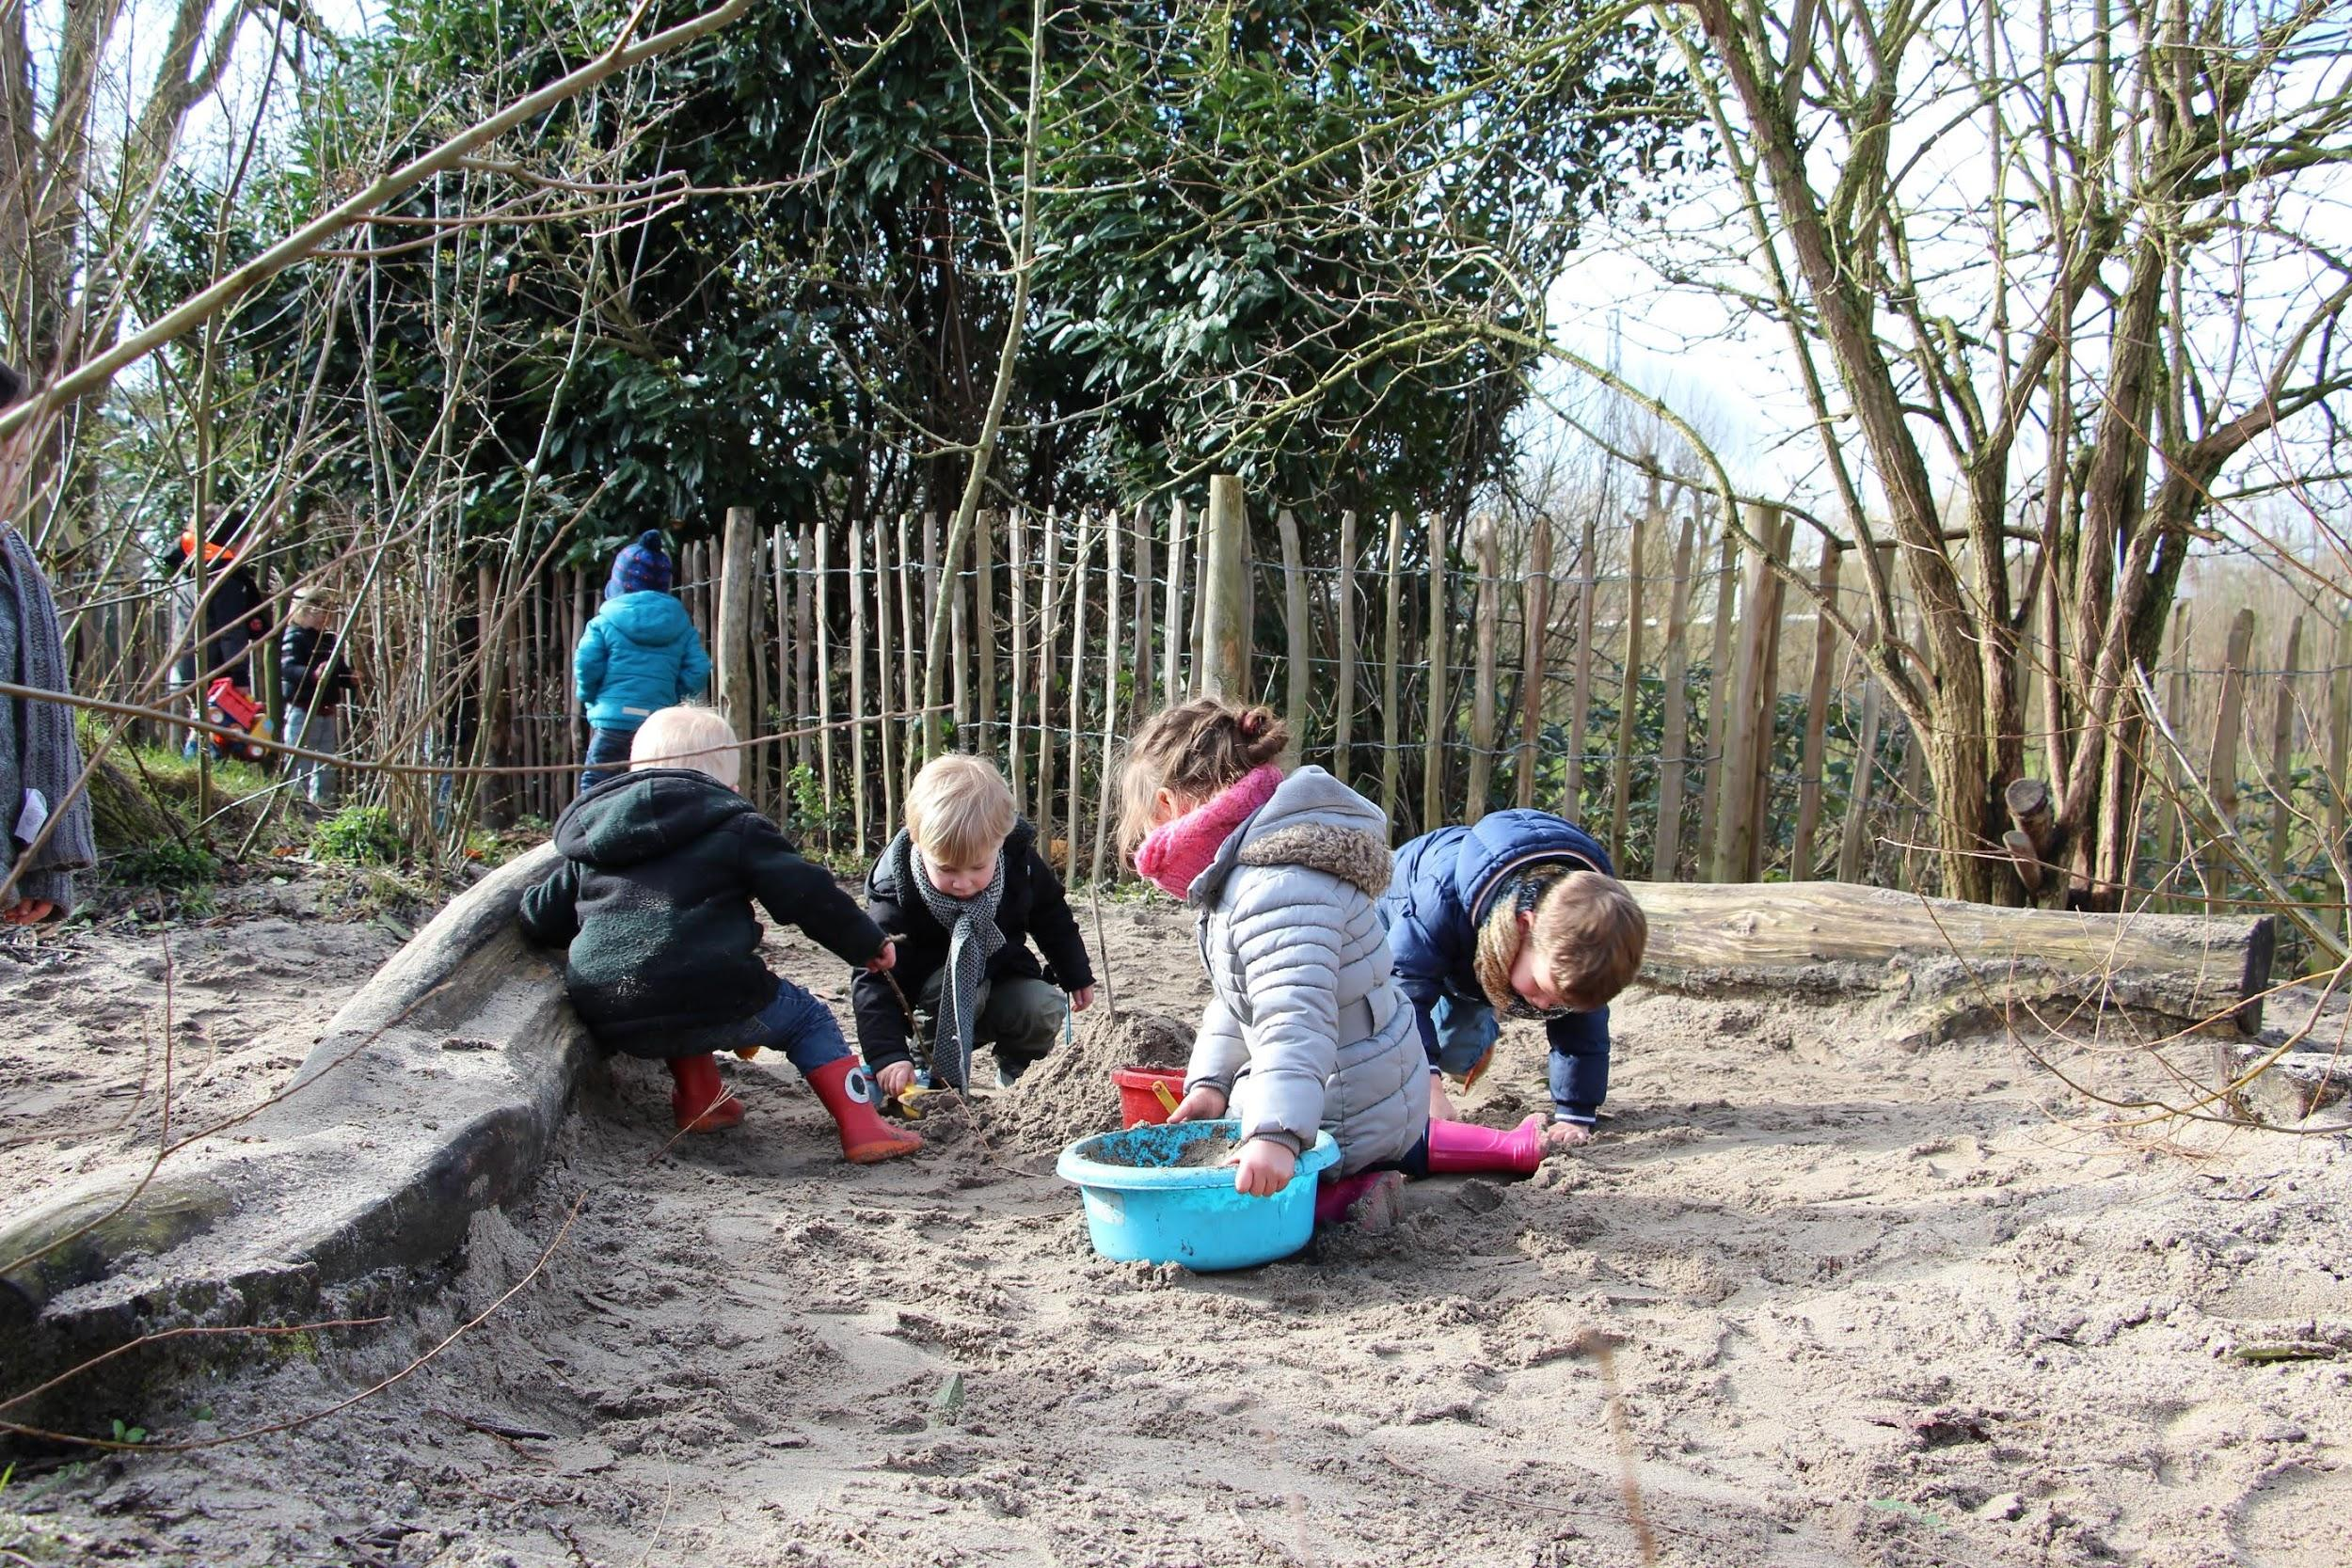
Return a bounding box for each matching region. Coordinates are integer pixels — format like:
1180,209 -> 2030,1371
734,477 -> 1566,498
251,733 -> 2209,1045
4,888 -> 2347,1568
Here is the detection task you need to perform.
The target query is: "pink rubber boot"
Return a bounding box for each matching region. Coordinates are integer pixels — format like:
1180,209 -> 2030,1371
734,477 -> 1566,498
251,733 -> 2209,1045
1313,1169 -> 1405,1230
1423,1113 -> 1547,1175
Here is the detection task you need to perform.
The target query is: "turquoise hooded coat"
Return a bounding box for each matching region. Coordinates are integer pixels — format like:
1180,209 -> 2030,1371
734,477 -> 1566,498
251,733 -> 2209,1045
574,591 -> 711,733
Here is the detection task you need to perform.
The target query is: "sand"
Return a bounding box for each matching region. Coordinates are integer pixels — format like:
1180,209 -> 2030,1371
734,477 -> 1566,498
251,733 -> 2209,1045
5,883 -> 2349,1568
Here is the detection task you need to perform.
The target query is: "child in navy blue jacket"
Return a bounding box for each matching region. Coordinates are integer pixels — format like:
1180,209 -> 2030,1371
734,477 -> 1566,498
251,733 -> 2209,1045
1382,811 -> 1647,1149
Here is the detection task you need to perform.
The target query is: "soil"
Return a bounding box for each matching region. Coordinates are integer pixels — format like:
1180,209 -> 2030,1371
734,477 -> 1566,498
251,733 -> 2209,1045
5,882 -> 2350,1568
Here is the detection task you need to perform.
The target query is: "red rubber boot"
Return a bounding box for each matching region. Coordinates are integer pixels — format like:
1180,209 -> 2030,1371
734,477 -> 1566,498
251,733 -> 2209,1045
667,1053 -> 744,1133
807,1057 -> 923,1164
1423,1113 -> 1546,1175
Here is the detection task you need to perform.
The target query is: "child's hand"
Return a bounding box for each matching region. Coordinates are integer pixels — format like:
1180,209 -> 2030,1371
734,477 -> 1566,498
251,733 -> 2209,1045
1231,1138 -> 1295,1196
877,1061 -> 915,1099
1543,1120 -> 1595,1153
866,940 -> 897,974
1166,1085 -> 1227,1122
1068,985 -> 1097,1012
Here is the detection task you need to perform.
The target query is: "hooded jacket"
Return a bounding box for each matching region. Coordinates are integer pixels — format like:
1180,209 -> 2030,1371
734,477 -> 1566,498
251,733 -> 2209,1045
1382,809 -> 1616,1123
516,768 -> 882,1054
574,591 -> 711,734
850,817 -> 1093,1071
1184,767 -> 1424,1176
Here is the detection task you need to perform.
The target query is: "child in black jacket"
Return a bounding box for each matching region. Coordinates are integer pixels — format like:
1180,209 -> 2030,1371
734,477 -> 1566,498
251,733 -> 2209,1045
278,588 -> 358,806
853,755 -> 1095,1095
517,705 -> 919,1162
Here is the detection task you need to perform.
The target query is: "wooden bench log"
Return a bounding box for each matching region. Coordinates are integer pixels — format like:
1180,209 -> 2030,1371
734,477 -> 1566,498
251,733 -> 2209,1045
1629,881 -> 2274,1038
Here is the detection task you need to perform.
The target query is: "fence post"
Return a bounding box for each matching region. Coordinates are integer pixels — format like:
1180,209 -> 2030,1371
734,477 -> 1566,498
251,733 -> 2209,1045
1517,516 -> 1552,810
816,526 -> 834,848
1090,507 -> 1123,885
2267,615 -> 2303,886
949,515 -> 971,752
1610,497 -> 1651,866
1469,520 -> 1500,823
1162,499 -> 1189,705
2328,611 -> 2352,943
1066,514 -> 1092,881
1422,510 -> 1449,833
1695,526 -> 1738,867
1035,510 -> 1062,853
1654,516 -> 1696,880
1381,509 -> 1406,830
1743,510 -> 1796,879
1334,509 -> 1358,787
1790,534 -> 1842,880
1713,504 -> 1780,881
848,524 -> 868,855
2152,605 -> 2187,903
2206,606 -> 2256,914
1200,476 -> 1251,700
1566,512 -> 1598,819
874,517 -> 900,835
976,510 -> 998,759
717,504 -> 758,787
896,513 -> 919,784
1129,499 -> 1153,728
1277,507 -> 1309,763
1009,509 -> 1028,801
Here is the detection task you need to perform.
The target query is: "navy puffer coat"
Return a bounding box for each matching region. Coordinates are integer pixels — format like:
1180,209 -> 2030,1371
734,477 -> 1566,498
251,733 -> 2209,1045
1381,810 -> 1616,1124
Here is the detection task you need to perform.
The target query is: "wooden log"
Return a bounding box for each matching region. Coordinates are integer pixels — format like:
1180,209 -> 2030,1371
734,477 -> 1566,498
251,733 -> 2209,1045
874,516 -> 899,835
1566,512 -> 1598,818
1469,520 -> 1500,823
1629,879 -> 2276,1037
1066,514 -> 1092,883
1334,508 -> 1358,788
1380,508 -> 1405,829
1163,499 -> 1188,705
1790,535 -> 1842,880
848,524 -> 867,855
1610,499 -> 1650,865
1654,516 -> 1696,879
1516,516 -> 1551,810
1277,507 -> 1310,764
2206,607 -> 2256,915
1200,476 -> 1251,700
717,507 -> 757,782
976,509 -> 998,759
2329,612 -> 2352,944
1695,527 -> 1738,867
1422,510 -> 1448,833
2266,615 -> 2302,885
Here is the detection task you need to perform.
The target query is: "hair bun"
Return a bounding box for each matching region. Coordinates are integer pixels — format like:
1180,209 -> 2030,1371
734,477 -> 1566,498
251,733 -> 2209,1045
1237,710 -> 1265,738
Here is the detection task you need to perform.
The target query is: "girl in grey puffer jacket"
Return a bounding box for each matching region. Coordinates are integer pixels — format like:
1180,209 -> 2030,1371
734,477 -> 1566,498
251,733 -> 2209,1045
1120,699 -> 1550,1227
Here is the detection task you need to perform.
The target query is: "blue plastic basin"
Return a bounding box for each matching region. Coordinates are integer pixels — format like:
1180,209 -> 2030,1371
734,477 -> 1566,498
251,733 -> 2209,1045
1056,1118 -> 1341,1272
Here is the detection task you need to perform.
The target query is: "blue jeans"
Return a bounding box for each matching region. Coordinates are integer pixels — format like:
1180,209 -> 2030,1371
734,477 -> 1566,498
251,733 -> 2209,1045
1426,992 -> 1500,1077
688,977 -> 852,1075
284,706 -> 339,807
580,725 -> 633,794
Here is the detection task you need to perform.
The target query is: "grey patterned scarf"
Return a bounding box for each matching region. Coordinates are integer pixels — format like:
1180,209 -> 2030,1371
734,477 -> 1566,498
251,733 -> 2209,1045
882,830 -> 1005,1091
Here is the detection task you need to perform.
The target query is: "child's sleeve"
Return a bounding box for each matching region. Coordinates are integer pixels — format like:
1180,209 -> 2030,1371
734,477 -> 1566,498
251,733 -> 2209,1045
851,863 -> 913,1069
573,621 -> 607,709
1185,995 -> 1247,1096
678,632 -> 712,700
739,816 -> 885,966
1024,847 -> 1095,991
1223,881 -> 1341,1153
516,861 -> 581,948
1543,1006 -> 1612,1125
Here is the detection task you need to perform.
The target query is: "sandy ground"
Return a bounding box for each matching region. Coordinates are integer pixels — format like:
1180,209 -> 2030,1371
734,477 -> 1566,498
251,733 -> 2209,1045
5,885 -> 2350,1568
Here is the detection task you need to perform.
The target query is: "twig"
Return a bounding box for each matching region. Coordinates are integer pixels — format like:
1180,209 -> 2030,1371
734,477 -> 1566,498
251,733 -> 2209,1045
1573,1330 -> 1659,1567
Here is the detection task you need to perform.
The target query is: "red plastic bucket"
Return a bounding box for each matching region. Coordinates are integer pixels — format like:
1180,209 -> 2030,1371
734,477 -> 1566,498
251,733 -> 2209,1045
1112,1067 -> 1187,1128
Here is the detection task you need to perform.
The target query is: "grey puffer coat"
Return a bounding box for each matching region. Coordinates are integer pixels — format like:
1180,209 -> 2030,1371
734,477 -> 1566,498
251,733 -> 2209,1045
1183,767 -> 1426,1176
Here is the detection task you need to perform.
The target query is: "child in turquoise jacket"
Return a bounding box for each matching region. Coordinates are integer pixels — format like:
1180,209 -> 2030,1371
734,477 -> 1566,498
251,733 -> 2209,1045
575,531 -> 711,790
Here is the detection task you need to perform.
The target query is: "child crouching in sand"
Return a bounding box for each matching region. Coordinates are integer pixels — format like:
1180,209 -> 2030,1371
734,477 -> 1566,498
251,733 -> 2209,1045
517,705 -> 920,1163
1118,697 -> 1549,1227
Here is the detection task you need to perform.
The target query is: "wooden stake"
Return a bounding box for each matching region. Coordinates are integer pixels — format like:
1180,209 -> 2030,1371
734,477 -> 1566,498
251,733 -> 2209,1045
1093,508 -> 1128,886
2266,615 -> 2303,886
1422,510 -> 1448,833
2328,612 -> 2352,944
1035,510 -> 1061,852
949,511 -> 971,752
1200,477 -> 1251,700
1518,516 -> 1553,810
1130,499 -> 1153,728
1695,527 -> 1738,868
1744,511 -> 1796,880
896,512 -> 918,784
2206,606 -> 2257,915
1654,517 -> 1696,879
1713,505 -> 1779,882
1066,515 -> 1093,883
875,516 -> 899,835
1009,508 -> 1028,802
816,525 -> 834,847
1610,499 -> 1650,865
1381,508 -> 1406,829
1163,499 -> 1189,705
976,509 -> 998,759
2153,605 -> 2188,904
1566,512 -> 1598,820
1277,507 -> 1309,763
1334,508 -> 1358,787
1790,535 -> 1843,880
1469,520 -> 1500,823
718,507 -> 757,778
848,524 -> 868,855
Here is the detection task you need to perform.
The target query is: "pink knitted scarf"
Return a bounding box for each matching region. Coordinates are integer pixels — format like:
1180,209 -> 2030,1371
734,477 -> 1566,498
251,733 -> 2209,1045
1133,765 -> 1283,899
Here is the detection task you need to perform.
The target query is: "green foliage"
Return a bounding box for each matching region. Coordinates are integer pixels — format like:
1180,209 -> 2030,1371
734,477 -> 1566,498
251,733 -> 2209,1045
311,805 -> 410,865
112,840 -> 219,892
108,1418 -> 148,1446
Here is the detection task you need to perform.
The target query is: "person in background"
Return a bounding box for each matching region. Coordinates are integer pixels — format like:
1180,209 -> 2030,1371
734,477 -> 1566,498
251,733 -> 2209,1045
0,360 -> 97,923
574,531 -> 710,793
278,586 -> 358,808
169,506 -> 269,758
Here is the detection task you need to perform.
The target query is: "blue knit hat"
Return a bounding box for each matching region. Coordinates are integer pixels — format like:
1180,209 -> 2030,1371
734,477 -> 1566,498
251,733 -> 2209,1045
605,531 -> 674,599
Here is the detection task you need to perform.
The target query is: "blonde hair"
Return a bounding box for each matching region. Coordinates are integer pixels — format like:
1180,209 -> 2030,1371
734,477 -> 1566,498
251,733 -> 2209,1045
1115,697 -> 1288,859
905,754 -> 1016,864
1473,869 -> 1646,1012
289,586 -> 340,631
629,705 -> 740,788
